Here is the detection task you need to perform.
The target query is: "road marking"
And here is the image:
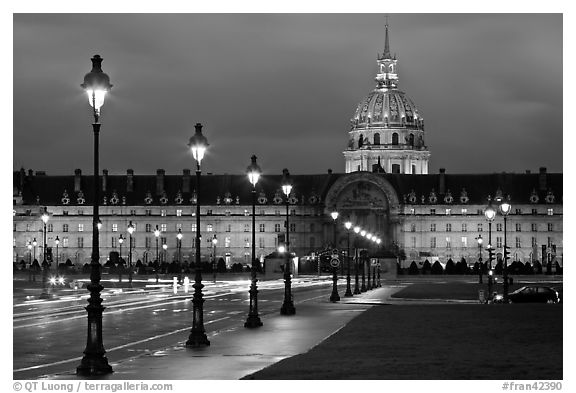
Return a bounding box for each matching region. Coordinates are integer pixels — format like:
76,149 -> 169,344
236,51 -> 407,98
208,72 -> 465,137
13,316 -> 230,373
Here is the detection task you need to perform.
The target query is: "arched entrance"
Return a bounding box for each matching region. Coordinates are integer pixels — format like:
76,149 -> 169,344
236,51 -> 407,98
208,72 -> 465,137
324,172 -> 400,250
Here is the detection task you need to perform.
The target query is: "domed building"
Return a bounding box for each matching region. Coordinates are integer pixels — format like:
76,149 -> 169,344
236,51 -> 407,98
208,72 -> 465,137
344,24 -> 430,174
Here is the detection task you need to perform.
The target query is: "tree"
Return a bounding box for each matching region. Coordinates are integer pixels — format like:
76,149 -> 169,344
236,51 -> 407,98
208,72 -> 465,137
445,258 -> 455,274
421,259 -> 432,275
408,261 -> 419,275
431,261 -> 444,275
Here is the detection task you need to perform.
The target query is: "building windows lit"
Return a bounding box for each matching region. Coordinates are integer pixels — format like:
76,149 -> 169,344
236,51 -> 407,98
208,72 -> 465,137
78,224 -> 84,232
112,224 -> 118,232
191,223 -> 197,232
207,224 -> 213,232
461,237 -> 467,248
225,237 -> 231,248
161,209 -> 166,217
445,237 -> 451,249
461,208 -> 467,215
445,208 -> 451,216
244,209 -> 249,216
161,224 -> 167,232
176,209 -> 182,217
477,223 -> 483,232
547,208 -> 554,216
244,238 -> 250,248
244,224 -> 250,232
62,237 -> 68,248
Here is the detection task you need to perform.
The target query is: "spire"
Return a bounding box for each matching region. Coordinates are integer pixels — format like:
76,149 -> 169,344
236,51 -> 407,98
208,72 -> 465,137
383,20 -> 391,59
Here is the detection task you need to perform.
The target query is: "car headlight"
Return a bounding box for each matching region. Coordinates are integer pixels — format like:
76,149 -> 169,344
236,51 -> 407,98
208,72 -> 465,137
494,294 -> 503,301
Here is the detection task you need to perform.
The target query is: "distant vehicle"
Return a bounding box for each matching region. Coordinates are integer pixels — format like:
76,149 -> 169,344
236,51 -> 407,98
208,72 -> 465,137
493,286 -> 560,304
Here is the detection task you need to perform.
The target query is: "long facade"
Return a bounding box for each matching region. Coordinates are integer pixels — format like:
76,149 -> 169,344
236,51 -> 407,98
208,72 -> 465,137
12,24 -> 562,269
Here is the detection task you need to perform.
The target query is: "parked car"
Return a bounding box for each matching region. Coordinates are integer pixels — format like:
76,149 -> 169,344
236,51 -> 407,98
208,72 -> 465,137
493,286 -> 560,304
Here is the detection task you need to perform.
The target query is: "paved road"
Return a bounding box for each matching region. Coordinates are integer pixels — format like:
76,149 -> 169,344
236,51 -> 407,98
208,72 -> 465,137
14,277 -> 344,379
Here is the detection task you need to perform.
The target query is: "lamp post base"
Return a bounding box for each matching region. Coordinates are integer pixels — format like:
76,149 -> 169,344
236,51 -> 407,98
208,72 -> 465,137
245,271 -> 263,328
330,268 -> 340,302
186,269 -> 210,347
344,275 -> 353,297
280,269 -> 296,315
77,355 -> 113,376
280,302 -> 296,315
244,314 -> 263,328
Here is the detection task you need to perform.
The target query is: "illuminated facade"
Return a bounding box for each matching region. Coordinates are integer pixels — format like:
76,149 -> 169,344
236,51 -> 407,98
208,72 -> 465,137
12,25 -> 562,270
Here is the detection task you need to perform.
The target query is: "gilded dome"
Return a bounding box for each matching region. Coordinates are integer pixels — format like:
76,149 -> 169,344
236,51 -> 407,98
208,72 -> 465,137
351,88 -> 424,131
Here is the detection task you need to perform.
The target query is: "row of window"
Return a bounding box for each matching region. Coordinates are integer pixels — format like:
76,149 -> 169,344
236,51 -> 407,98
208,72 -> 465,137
52,208 -> 304,217
16,222 -> 312,234
17,235 -> 319,250
407,208 -> 556,216
421,236 -> 557,249
410,223 -> 556,233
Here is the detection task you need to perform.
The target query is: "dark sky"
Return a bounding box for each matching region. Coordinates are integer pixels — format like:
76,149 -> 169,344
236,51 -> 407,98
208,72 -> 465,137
13,13 -> 562,176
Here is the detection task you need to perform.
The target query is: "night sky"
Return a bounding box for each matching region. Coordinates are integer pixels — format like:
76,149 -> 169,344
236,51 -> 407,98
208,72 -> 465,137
13,13 -> 562,176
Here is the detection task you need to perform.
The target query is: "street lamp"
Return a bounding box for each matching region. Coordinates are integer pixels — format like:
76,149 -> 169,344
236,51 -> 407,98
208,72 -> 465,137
32,237 -> 37,262
154,225 -> 160,282
77,54 -> 113,376
127,221 -> 134,286
353,226 -> 361,294
211,234 -> 218,284
360,230 -> 367,292
162,243 -> 168,263
343,220 -> 353,297
186,123 -> 210,347
476,234 -> 483,284
177,228 -> 183,266
244,155 -> 264,327
280,168 -> 296,315
499,196 -> 512,303
27,241 -> 33,282
55,236 -> 60,268
39,208 -> 50,299
118,235 -> 124,283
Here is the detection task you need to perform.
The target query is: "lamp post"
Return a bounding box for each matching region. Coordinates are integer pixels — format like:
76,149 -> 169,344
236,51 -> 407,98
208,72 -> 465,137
177,228 -> 183,267
127,221 -> 134,286
162,243 -> 168,264
154,225 -> 160,283
280,168 -> 296,315
244,155 -> 264,327
330,211 -> 343,277
40,208 -> 50,299
484,197 -> 496,300
344,220 -> 353,297
353,226 -> 361,294
366,233 -> 373,290
27,241 -> 33,282
211,234 -> 217,284
371,237 -> 378,288
329,211 -> 340,302
32,238 -> 37,262
499,196 -> 512,303
118,235 -> 124,283
77,54 -> 113,376
360,230 -> 367,292
376,238 -> 382,287
186,123 -> 210,347
476,234 -> 483,284
55,236 -> 60,268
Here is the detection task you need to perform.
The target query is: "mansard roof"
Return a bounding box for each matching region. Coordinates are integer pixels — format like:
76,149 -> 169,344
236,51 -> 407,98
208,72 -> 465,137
13,169 -> 562,207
